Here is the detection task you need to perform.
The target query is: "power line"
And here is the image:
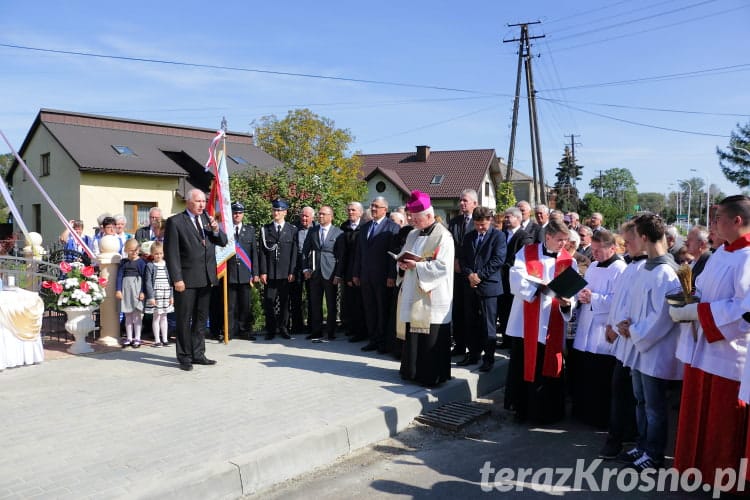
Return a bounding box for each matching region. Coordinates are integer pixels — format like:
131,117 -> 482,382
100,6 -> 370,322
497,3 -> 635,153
0,42 -> 495,96
547,100 -> 730,138
549,0 -> 718,42
550,4 -> 749,53
537,62 -> 750,92
541,0 -> 633,26
358,104 -> 504,145
545,0 -> 680,32
538,96 -> 749,118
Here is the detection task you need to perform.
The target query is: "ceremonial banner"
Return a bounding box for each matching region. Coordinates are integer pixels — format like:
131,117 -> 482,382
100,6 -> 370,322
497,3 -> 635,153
205,130 -> 235,277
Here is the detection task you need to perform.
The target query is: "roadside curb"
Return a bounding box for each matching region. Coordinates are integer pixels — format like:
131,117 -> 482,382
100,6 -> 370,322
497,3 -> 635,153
145,358 -> 507,499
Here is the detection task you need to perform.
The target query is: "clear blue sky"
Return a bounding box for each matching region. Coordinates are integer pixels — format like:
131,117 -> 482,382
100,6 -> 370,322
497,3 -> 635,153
1,0 -> 748,199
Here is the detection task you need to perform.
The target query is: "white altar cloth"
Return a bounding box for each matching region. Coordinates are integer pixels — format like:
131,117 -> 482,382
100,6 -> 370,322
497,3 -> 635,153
0,288 -> 44,370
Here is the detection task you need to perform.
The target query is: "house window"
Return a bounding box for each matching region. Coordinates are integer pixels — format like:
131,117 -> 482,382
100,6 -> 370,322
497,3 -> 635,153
430,175 -> 444,185
112,145 -> 136,156
375,181 -> 386,193
32,203 -> 41,233
40,153 -> 50,177
124,202 -> 157,233
228,155 -> 249,165
485,182 -> 490,197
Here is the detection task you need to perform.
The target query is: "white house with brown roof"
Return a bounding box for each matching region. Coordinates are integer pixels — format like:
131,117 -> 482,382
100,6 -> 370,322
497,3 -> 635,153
359,146 -> 535,221
7,109 -> 283,239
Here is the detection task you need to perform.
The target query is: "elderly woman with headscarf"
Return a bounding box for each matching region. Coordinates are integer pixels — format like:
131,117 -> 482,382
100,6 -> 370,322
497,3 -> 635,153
396,191 -> 455,387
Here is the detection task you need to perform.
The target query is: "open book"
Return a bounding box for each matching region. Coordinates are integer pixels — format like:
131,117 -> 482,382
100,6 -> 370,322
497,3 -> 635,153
388,250 -> 424,263
525,266 -> 588,299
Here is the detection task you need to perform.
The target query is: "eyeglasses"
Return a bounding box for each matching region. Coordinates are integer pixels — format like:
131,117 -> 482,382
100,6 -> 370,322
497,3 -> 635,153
370,204 -> 386,209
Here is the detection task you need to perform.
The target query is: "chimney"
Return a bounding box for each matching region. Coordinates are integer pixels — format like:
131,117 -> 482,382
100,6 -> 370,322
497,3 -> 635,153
416,145 -> 430,162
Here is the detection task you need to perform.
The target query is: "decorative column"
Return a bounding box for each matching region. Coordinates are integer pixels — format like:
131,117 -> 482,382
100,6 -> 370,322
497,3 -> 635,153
97,235 -> 122,346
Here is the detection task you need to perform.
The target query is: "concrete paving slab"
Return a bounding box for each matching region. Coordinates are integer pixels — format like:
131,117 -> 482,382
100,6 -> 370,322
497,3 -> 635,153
0,336 -> 507,499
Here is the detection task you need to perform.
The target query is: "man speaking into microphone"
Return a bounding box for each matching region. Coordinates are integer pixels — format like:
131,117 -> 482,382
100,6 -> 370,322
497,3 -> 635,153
165,188 -> 228,371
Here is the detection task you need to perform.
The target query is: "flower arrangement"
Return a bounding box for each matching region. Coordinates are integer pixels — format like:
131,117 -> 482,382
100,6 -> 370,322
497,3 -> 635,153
41,261 -> 108,310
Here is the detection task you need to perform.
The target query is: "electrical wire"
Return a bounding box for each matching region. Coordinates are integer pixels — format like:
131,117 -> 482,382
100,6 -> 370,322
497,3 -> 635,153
549,0 -> 718,42
538,62 -> 750,92
550,4 -> 749,53
547,100 -> 730,137
538,96 -> 749,118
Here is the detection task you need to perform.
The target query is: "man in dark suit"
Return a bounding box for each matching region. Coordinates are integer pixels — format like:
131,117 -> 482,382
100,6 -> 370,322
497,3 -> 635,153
290,206 -> 315,335
226,201 -> 258,340
517,200 -> 541,243
578,226 -> 594,261
340,202 -> 366,342
353,196 -> 399,353
498,207 -> 533,348
459,206 -> 507,372
447,189 -> 478,357
164,188 -> 228,371
259,199 -> 298,340
302,205 -> 344,341
135,207 -> 163,242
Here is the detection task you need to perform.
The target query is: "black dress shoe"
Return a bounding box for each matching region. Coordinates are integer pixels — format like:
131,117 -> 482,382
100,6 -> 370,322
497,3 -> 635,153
179,363 -> 193,371
306,333 -> 323,340
478,360 -> 494,372
456,355 -> 480,366
248,334 -> 257,341
193,358 -> 217,365
361,343 -> 378,352
280,332 -> 293,340
450,347 -> 467,357
265,333 -> 275,340
327,334 -> 336,341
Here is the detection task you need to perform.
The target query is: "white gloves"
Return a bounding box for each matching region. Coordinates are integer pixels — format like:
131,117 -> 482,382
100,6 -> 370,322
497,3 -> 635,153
669,303 -> 698,322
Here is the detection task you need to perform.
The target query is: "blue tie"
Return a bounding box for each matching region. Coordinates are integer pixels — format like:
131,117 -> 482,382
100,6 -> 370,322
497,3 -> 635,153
368,222 -> 377,240
477,233 -> 484,247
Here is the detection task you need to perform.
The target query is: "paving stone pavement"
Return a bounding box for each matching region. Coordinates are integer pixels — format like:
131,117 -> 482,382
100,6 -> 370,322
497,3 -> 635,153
0,336 -> 506,499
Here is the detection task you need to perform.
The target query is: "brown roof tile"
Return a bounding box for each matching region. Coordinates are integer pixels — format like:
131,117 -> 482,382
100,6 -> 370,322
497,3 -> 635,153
359,149 -> 499,199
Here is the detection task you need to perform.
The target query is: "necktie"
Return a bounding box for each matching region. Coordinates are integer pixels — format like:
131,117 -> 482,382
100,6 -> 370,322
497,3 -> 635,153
368,222 -> 377,240
477,233 -> 484,246
276,224 -> 282,237
320,227 -> 327,245
194,215 -> 203,237
235,225 -> 240,240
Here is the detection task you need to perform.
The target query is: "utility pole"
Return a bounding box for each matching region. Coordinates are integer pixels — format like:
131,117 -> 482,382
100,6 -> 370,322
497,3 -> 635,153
504,22 -> 546,205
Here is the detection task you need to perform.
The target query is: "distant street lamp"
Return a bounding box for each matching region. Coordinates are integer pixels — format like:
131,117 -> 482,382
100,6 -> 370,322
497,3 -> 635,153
690,168 -> 710,226
679,179 -> 692,230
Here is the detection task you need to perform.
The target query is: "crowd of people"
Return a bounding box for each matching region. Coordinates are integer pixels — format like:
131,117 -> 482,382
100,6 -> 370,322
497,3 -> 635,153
58,187 -> 750,483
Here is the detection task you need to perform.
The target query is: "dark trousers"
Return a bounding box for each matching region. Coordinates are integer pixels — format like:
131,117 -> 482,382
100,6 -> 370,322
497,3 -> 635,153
308,275 -> 338,337
228,283 -> 254,337
464,290 -> 498,360
361,280 -> 392,347
341,283 -> 365,336
608,360 -> 638,444
497,293 -> 514,336
174,286 -> 211,364
451,275 -> 469,351
264,279 -> 290,335
289,277 -> 310,333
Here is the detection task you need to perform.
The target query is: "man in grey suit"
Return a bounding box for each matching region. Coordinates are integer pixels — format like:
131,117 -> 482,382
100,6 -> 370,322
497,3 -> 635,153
164,188 -> 228,371
302,206 -> 344,341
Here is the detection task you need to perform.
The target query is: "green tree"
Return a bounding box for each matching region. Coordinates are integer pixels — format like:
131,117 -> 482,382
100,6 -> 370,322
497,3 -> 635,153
553,146 -> 582,212
717,121 -> 750,188
251,108 -> 366,223
0,153 -> 11,223
637,192 -> 666,215
584,167 -> 638,227
495,181 -> 516,212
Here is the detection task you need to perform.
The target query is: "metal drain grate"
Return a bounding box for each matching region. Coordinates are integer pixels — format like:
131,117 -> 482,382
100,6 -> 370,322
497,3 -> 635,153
415,401 -> 491,431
